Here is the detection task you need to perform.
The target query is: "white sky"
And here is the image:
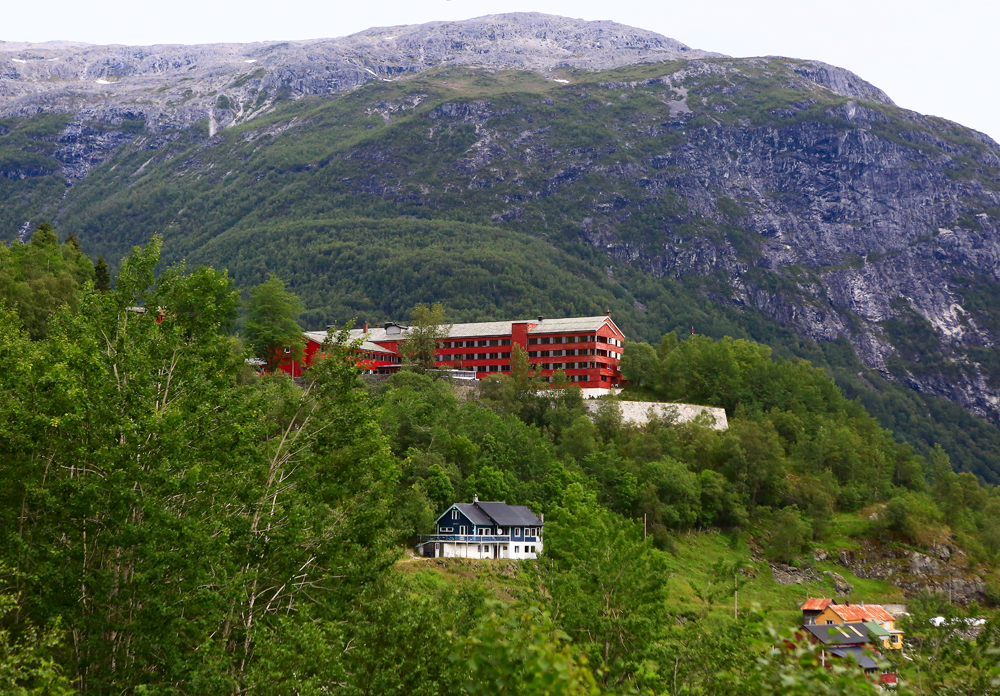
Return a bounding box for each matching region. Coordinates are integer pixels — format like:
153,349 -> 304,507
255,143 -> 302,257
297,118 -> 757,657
4,0 -> 999,142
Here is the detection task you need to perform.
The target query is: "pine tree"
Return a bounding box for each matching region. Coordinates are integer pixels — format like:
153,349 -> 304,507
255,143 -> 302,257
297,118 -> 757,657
94,254 -> 112,292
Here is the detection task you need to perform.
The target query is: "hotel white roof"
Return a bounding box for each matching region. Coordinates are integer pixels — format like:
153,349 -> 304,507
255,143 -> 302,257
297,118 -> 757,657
305,315 -> 622,350
304,331 -> 396,355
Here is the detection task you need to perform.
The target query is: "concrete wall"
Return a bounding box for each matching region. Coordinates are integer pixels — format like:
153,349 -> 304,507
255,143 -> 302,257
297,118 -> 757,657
583,400 -> 729,430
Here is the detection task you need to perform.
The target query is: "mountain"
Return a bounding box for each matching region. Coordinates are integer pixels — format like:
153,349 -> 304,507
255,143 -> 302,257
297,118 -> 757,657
3,14 -> 1000,479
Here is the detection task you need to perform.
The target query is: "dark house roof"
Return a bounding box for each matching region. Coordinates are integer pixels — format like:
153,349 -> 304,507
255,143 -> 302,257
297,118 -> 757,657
804,623 -> 871,646
436,500 -> 543,528
473,501 -> 543,527
452,503 -> 494,526
829,647 -> 878,671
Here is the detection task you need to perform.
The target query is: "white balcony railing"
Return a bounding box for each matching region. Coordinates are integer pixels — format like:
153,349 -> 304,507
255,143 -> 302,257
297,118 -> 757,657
418,534 -> 541,544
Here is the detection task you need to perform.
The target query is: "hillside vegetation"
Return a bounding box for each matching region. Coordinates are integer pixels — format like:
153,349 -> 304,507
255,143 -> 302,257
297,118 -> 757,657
2,236 -> 1000,693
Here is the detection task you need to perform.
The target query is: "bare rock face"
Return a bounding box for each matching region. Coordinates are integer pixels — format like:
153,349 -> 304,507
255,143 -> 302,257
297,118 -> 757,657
839,541 -> 985,604
0,13 -> 718,133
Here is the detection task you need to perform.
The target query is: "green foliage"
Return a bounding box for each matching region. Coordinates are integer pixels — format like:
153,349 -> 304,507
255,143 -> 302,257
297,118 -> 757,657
243,273 -> 306,370
0,239 -> 400,693
898,596 -> 1000,694
456,607 -> 600,696
764,508 -> 812,563
0,223 -> 95,338
93,254 -> 111,292
539,485 -> 669,687
398,301 -> 451,369
0,584 -> 74,696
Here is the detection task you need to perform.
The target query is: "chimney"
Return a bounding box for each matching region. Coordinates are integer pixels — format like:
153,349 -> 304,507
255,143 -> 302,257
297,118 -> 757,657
537,315 -> 544,322
363,322 -> 369,334
606,310 -> 611,318
473,494 -> 478,503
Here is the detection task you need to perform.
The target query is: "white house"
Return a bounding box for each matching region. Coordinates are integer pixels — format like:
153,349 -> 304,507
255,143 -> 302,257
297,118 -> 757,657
418,496 -> 543,560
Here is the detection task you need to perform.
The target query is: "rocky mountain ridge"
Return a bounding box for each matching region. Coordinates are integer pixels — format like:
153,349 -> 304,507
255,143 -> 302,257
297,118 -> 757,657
0,13 -> 719,134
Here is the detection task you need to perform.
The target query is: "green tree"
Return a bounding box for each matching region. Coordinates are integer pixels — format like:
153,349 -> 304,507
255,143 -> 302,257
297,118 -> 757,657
457,608 -> 600,696
0,583 -> 74,696
244,273 -> 306,371
539,484 -> 669,688
764,508 -> 811,563
619,340 -> 657,388
398,302 -> 451,370
0,239 -> 400,693
0,223 -> 95,339
93,254 -> 111,292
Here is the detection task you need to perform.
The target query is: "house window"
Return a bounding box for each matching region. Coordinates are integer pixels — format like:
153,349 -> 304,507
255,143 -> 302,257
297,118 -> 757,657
514,528 -> 521,537
477,545 -> 482,553
530,545 -> 535,553
514,546 -> 520,553
459,525 -> 467,534
451,509 -> 459,520
826,620 -> 833,625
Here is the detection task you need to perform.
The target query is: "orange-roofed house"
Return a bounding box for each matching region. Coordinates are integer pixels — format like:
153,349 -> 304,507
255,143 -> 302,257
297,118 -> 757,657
813,601 -> 903,650
801,598 -> 834,626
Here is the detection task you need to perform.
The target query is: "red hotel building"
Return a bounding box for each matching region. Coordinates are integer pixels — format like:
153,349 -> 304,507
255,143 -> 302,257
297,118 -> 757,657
283,314 -> 625,395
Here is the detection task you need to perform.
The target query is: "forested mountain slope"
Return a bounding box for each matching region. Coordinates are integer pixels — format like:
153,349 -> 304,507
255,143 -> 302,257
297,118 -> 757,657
3,15 -> 1000,480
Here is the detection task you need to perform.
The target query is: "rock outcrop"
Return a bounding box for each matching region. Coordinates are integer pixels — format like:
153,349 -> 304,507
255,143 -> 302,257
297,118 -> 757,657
837,541 -> 986,604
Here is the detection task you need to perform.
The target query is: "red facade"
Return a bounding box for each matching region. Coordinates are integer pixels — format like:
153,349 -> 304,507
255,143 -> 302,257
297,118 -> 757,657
279,315 -> 625,390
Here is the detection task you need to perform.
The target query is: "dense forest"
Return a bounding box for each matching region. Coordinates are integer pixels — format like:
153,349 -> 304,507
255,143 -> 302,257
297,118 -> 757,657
2,229 -> 1000,694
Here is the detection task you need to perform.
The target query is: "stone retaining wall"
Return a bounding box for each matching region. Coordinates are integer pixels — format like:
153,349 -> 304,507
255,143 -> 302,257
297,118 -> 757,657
583,400 -> 728,430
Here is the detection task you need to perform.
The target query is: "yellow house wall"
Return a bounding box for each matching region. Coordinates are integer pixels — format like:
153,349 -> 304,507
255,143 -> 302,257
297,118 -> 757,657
813,607 -> 902,649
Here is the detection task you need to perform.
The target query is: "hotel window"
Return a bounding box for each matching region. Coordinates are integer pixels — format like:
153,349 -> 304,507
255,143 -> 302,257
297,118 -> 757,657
501,339 -> 511,346
528,338 -> 538,345
501,365 -> 510,372
528,351 -> 538,358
